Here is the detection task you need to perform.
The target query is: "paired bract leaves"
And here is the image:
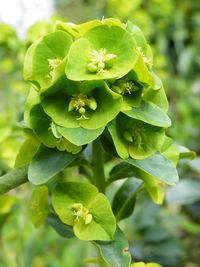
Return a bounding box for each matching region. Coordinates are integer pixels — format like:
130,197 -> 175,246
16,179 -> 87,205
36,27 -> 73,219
41,79 -> 122,130
24,31 -> 72,88
65,25 -> 138,81
108,114 -> 165,159
52,182 -> 116,241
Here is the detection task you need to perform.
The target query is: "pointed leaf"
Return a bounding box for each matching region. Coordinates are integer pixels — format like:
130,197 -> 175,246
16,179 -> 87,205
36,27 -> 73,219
46,213 -> 74,238
112,178 -> 143,221
95,227 -> 131,267
56,126 -> 104,146
28,145 -> 78,185
123,101 -> 171,127
125,153 -> 179,185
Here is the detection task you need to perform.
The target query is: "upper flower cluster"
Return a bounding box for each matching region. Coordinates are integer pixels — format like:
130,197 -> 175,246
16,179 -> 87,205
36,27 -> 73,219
23,18 -> 171,159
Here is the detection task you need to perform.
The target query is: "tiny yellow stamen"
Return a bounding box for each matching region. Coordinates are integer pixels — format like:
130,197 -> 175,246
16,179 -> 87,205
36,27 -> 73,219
72,203 -> 92,224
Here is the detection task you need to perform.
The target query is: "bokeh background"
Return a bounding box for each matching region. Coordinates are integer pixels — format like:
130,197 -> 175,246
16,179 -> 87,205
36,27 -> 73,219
0,1 -> 200,266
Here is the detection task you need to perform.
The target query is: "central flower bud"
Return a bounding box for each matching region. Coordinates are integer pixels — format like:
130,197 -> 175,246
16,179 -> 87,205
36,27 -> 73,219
72,203 -> 92,225
88,48 -> 117,74
123,124 -> 145,147
48,58 -> 62,80
112,79 -> 139,95
68,93 -> 97,120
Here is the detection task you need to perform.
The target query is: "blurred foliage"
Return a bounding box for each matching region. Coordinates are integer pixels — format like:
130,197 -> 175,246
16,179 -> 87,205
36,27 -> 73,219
0,0 -> 200,266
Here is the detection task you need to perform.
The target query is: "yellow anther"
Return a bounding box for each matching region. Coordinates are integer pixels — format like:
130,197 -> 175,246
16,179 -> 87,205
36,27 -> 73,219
48,58 -> 62,80
72,203 -> 92,224
88,48 -> 116,74
68,93 -> 97,120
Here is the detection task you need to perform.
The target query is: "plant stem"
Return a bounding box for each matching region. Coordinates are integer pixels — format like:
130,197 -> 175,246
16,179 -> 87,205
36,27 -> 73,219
92,138 -> 106,193
0,165 -> 28,194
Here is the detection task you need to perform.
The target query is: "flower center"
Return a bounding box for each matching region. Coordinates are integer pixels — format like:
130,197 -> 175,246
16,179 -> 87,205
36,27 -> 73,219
112,79 -> 139,95
88,48 -> 117,74
68,93 -> 97,120
47,58 -> 62,80
123,124 -> 145,147
72,203 -> 92,225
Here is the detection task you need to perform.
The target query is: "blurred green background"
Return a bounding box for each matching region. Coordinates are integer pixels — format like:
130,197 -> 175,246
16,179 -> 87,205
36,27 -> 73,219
0,0 -> 200,266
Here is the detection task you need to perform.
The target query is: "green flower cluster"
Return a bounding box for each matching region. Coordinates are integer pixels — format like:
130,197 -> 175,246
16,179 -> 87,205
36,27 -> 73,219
24,18 -> 171,159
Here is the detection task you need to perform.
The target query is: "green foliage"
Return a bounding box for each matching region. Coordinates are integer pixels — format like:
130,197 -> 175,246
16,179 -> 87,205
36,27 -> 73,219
27,186 -> 49,227
0,10 -> 198,267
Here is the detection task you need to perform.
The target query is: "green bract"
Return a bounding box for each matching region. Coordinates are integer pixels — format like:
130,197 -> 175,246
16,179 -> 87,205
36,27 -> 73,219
24,31 -> 72,89
40,78 -> 122,130
65,24 -> 138,81
52,182 -> 116,241
108,114 -> 165,159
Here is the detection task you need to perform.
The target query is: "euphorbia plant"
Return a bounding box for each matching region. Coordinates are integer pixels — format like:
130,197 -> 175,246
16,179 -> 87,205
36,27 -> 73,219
0,18 -> 196,267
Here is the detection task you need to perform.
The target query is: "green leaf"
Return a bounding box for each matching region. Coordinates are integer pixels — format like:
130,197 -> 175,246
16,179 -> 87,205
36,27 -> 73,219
15,137 -> 40,168
24,87 -> 40,127
27,186 -> 49,227
131,263 -> 162,267
126,21 -> 148,57
52,182 -> 116,241
28,145 -> 78,185
142,86 -> 169,112
24,31 -> 72,88
76,18 -> 124,35
139,171 -> 164,205
29,104 -> 81,154
125,153 -> 179,185
166,179 -> 200,205
95,227 -> 131,267
66,25 -> 138,81
160,138 -> 179,166
112,178 -> 143,221
132,54 -> 155,88
56,126 -> 104,146
123,101 -> 171,127
46,213 -> 74,238
178,145 -> 196,160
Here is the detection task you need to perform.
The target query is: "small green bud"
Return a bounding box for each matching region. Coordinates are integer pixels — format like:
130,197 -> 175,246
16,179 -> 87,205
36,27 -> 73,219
88,63 -> 98,73
85,213 -> 92,224
111,85 -> 122,94
68,99 -> 75,112
104,53 -> 117,67
87,97 -> 97,110
79,107 -> 85,114
123,131 -> 133,142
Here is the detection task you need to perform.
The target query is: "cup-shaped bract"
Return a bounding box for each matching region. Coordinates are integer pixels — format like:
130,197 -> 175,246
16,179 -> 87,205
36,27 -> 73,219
52,182 -> 116,241
29,104 -> 82,154
24,31 -> 73,89
40,78 -> 122,130
110,70 -> 143,111
108,114 -> 165,159
65,24 -> 138,81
